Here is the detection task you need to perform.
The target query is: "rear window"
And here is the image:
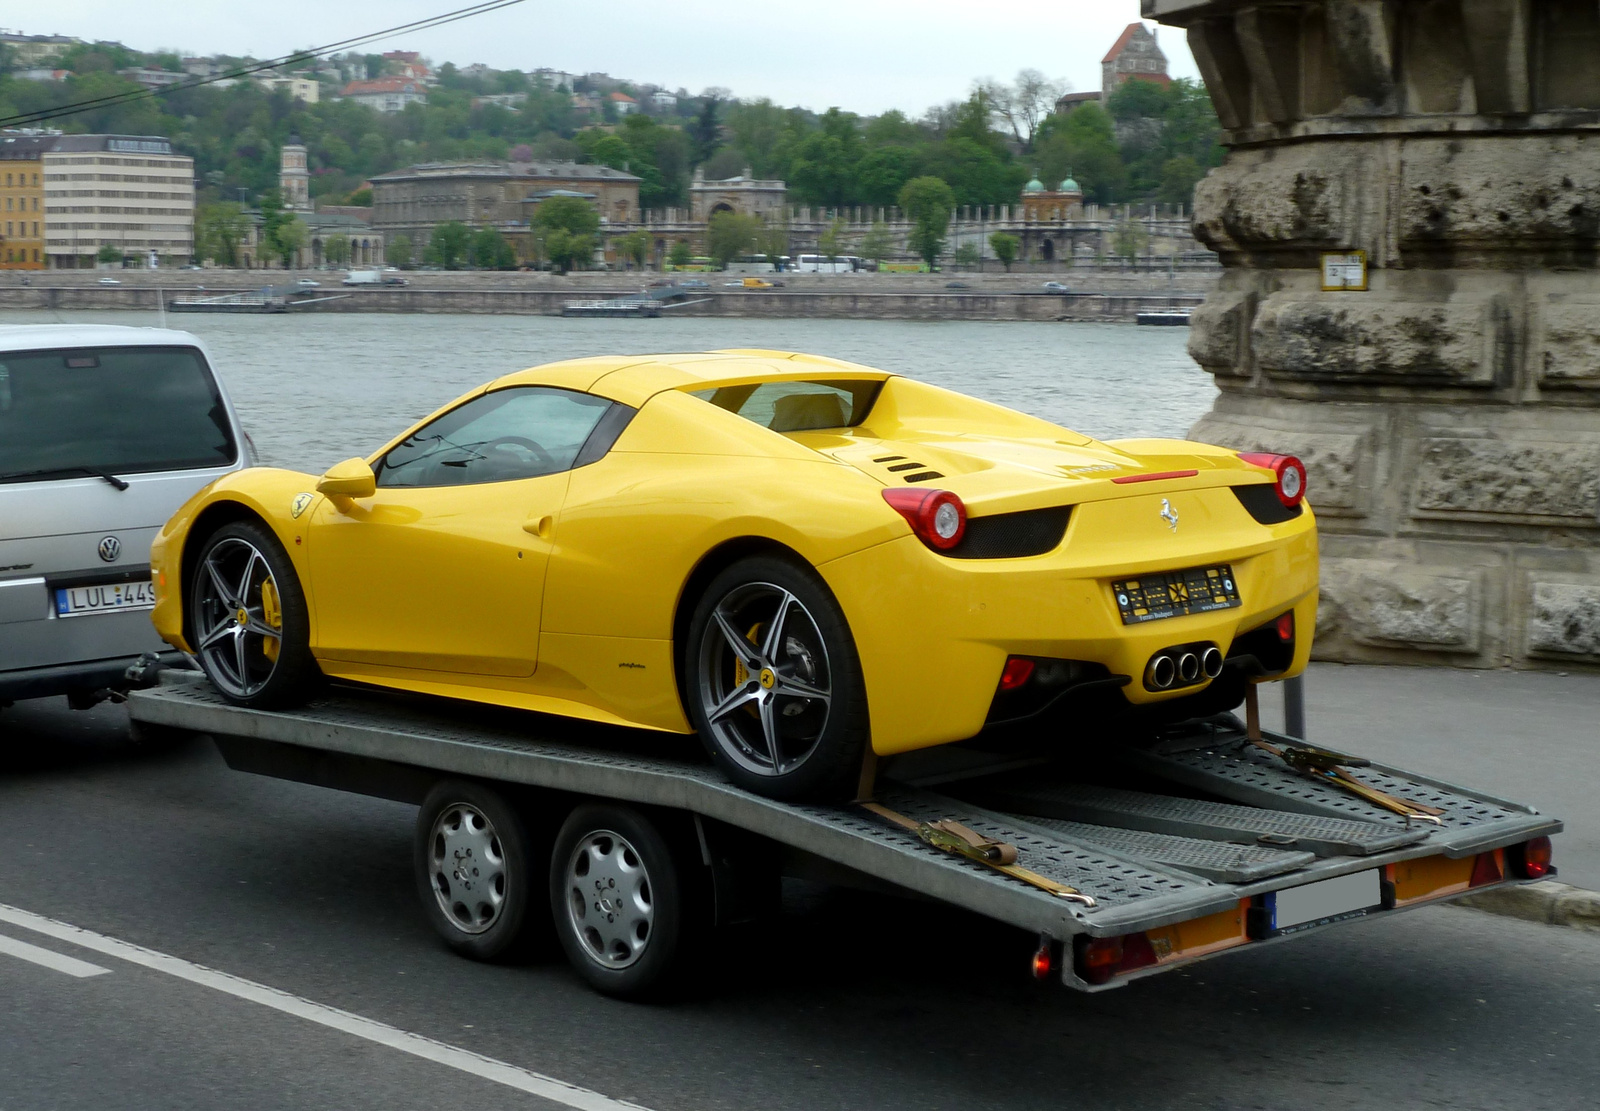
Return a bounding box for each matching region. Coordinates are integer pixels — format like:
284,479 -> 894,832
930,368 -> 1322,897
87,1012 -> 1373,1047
0,345 -> 236,481
691,379 -> 880,433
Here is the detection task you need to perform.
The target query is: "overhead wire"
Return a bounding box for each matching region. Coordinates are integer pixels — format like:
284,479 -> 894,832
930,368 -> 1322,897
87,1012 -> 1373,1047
0,0 -> 528,129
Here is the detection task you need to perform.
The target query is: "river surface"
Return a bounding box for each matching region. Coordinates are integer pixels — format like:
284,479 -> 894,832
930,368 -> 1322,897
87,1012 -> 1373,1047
0,310 -> 1214,471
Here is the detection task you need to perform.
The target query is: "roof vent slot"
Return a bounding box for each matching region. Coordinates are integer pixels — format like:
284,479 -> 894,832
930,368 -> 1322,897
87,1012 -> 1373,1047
903,470 -> 944,482
886,462 -> 925,473
873,455 -> 905,463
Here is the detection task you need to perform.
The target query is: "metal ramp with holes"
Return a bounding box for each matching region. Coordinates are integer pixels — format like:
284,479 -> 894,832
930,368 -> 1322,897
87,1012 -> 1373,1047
128,671 -> 1563,987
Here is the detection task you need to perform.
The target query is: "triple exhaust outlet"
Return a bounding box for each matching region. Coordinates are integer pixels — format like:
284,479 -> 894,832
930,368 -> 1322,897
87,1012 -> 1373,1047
1145,643 -> 1223,691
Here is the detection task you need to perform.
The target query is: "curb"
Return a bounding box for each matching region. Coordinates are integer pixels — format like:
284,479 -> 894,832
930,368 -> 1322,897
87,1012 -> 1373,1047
1458,881 -> 1600,933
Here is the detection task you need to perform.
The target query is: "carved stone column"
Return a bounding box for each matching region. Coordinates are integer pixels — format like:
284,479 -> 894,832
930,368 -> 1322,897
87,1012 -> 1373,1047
1144,0 -> 1600,668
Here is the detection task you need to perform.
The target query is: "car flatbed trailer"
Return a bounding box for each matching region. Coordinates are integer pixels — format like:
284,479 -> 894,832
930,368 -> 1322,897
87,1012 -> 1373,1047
128,670 -> 1561,996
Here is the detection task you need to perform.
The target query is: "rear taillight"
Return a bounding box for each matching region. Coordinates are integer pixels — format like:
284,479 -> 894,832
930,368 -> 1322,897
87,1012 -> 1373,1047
1275,612 -> 1294,642
1074,932 -> 1160,985
1238,452 -> 1307,508
999,657 -> 1035,691
1508,837 -> 1554,880
882,488 -> 967,551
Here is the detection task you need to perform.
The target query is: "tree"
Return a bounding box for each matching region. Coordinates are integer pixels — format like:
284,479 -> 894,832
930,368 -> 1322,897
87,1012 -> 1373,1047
953,242 -> 980,269
982,69 -> 1068,151
323,233 -> 350,267
468,226 -> 515,269
196,202 -> 249,267
424,221 -> 470,269
668,240 -> 693,270
758,221 -> 790,268
859,222 -> 894,264
818,217 -> 848,263
533,196 -> 599,272
688,95 -> 720,164
258,189 -> 290,265
386,234 -> 414,268
615,230 -> 650,269
706,210 -> 762,268
898,176 -> 954,269
272,216 -> 308,268
542,228 -> 591,273
989,232 -> 1019,271
1158,155 -> 1205,207
1034,102 -> 1126,204
1110,218 -> 1150,260
96,243 -> 124,265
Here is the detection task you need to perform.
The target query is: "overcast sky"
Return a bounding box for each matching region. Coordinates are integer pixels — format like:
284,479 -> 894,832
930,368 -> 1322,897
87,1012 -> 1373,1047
18,1 -> 1200,116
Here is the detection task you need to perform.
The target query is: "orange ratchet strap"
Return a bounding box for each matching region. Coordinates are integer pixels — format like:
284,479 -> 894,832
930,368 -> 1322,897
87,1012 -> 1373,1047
861,802 -> 1097,906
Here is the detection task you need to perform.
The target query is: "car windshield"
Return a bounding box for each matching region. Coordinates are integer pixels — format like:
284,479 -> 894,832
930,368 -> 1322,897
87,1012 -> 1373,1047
0,345 -> 236,481
691,379 -> 881,433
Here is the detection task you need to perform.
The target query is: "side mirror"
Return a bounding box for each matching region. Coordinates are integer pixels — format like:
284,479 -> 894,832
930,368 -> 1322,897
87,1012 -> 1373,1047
316,457 -> 376,499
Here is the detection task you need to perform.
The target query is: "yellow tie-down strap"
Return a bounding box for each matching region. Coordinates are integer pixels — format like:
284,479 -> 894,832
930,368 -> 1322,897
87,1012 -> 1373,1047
861,803 -> 1097,906
1249,739 -> 1445,826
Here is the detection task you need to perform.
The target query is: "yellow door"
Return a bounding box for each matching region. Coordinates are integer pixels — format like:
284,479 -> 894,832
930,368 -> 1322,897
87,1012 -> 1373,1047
305,384 -> 617,677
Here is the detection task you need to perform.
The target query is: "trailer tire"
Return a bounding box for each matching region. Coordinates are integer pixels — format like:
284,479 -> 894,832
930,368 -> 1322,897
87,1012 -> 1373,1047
550,804 -> 700,999
415,780 -> 539,962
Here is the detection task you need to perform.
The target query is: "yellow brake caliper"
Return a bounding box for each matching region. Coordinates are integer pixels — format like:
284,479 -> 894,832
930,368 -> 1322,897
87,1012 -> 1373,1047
260,577 -> 282,661
731,622 -> 764,709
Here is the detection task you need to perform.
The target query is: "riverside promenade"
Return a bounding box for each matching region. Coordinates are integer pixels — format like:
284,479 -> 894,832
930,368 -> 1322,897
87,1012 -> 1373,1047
0,267 -> 1214,323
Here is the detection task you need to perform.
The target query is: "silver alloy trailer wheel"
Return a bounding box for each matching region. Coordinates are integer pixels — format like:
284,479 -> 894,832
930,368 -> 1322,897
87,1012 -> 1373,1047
696,581 -> 834,779
562,828 -> 655,969
428,802 -> 508,935
193,536 -> 284,699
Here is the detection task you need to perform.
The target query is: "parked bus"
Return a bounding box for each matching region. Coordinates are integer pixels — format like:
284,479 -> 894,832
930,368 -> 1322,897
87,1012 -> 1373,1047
792,253 -> 868,273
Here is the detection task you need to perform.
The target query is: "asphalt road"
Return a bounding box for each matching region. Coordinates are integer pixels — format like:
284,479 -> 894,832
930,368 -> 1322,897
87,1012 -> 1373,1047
2,688 -> 1598,1111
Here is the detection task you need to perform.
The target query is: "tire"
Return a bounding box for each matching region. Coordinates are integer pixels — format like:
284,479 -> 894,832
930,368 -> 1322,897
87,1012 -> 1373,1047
549,804 -> 700,999
187,520 -> 319,709
414,780 -> 541,962
685,555 -> 869,801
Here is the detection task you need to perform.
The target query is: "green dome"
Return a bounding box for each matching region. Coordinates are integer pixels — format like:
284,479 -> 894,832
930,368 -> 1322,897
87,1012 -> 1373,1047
1060,176 -> 1080,192
1023,176 -> 1044,193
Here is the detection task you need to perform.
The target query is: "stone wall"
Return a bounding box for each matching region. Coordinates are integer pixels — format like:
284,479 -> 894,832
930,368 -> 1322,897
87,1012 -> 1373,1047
1145,0 -> 1600,670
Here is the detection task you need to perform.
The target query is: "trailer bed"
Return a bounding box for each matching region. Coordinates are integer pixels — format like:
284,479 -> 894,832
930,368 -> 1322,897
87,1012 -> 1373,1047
129,672 -> 1561,990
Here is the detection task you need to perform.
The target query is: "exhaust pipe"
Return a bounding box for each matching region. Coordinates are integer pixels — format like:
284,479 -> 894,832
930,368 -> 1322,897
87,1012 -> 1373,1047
1148,654 -> 1176,689
1201,646 -> 1224,678
1177,652 -> 1200,684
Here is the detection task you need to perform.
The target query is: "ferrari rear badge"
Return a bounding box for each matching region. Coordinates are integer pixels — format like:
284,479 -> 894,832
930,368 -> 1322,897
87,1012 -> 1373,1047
291,493 -> 314,518
1160,499 -> 1179,532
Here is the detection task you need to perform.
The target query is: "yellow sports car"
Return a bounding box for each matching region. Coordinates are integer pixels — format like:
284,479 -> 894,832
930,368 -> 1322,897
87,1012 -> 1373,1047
149,350 -> 1317,800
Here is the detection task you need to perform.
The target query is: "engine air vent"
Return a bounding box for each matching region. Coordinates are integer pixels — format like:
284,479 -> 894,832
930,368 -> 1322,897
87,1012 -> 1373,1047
946,505 -> 1072,558
886,461 -> 926,473
902,470 -> 944,483
873,455 -> 905,463
1233,483 -> 1304,525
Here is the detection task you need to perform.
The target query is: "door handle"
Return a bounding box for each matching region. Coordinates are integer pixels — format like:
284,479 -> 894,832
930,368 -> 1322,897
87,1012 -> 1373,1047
522,514 -> 553,538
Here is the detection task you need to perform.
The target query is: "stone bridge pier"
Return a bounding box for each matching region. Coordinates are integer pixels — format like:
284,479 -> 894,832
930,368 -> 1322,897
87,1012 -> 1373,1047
1144,0 -> 1600,668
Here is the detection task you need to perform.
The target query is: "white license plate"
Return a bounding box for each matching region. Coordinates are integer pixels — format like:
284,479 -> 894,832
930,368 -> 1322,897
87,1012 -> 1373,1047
54,579 -> 156,618
1272,869 -> 1382,932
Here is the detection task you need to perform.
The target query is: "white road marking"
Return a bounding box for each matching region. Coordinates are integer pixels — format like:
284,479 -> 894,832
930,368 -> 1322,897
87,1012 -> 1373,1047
0,931 -> 112,978
0,904 -> 651,1111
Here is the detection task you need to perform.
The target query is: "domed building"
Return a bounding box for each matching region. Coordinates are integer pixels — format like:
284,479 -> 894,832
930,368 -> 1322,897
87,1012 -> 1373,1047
1019,175 -> 1085,222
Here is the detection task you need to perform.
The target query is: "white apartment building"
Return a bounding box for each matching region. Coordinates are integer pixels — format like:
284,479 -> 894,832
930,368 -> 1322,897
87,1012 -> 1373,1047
42,135 -> 194,267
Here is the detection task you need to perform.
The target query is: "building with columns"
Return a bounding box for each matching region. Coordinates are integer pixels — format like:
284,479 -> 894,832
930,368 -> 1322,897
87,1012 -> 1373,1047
42,134 -> 193,267
689,167 -> 787,222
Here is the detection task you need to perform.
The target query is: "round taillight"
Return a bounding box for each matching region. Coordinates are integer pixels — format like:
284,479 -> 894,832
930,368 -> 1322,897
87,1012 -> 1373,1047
1510,836 -> 1554,880
1238,452 -> 1308,509
882,487 -> 967,551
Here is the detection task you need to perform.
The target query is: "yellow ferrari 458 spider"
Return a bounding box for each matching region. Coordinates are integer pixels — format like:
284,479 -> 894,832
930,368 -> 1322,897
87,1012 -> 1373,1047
150,350 -> 1317,800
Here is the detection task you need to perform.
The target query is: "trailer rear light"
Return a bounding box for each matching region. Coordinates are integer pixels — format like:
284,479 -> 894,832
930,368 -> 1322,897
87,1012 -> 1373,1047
1508,836 -> 1554,880
1468,850 -> 1504,888
999,657 -> 1035,691
1031,936 -> 1055,980
1275,612 -> 1294,642
1237,452 -> 1307,508
1074,931 -> 1160,984
882,487 -> 967,550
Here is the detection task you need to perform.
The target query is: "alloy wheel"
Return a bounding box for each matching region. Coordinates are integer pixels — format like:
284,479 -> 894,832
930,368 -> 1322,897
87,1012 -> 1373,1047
428,802 -> 508,935
564,829 -> 655,969
194,536 -> 284,699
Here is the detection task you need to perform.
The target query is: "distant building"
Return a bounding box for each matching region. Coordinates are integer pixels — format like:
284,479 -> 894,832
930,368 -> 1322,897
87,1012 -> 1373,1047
1101,22 -> 1170,96
1020,175 -> 1084,221
472,93 -> 526,111
608,91 -> 637,115
42,134 -> 194,268
15,68 -> 67,82
118,67 -> 186,90
339,77 -> 428,112
181,57 -> 224,77
279,138 -> 310,211
369,160 -> 642,257
532,68 -> 577,92
382,51 -> 432,84
257,73 -> 320,103
570,93 -> 602,116
0,32 -> 80,67
0,133 -> 51,269
690,167 -> 786,222
648,90 -> 678,112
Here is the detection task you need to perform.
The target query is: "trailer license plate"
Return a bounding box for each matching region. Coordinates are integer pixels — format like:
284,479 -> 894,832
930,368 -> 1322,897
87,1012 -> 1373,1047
1270,870 -> 1383,933
54,579 -> 156,618
1112,564 -> 1241,625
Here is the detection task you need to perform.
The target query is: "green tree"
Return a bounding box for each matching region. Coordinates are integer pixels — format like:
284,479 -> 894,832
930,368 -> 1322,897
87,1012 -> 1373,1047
898,176 -> 954,269
1110,218 -> 1150,260
758,221 -> 790,268
859,221 -> 894,264
534,196 -> 601,237
468,226 -> 515,269
953,242 -> 980,269
96,243 -> 124,264
258,189 -> 290,264
989,231 -> 1019,271
272,216 -> 308,268
1035,103 -> 1126,205
818,217 -> 848,263
1158,155 -> 1205,207
706,210 -> 762,268
668,240 -> 693,269
322,232 -> 350,268
542,228 -> 591,273
386,234 -> 414,268
615,230 -> 650,269
196,202 -> 249,267
426,220 -> 471,268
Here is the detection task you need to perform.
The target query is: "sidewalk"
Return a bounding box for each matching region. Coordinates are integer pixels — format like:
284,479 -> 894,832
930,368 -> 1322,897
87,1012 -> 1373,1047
1256,663 -> 1600,892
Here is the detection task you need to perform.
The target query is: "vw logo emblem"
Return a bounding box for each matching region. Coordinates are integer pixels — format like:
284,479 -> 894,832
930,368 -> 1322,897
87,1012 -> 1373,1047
97,535 -> 122,563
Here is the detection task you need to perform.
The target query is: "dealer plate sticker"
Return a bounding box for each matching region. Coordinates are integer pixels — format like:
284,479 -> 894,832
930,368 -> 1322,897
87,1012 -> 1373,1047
1271,869 -> 1383,933
55,579 -> 156,618
1112,564 -> 1240,625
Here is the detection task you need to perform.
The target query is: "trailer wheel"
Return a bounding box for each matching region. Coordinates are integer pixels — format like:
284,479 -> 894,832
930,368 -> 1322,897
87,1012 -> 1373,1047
550,804 -> 699,999
415,780 -> 538,961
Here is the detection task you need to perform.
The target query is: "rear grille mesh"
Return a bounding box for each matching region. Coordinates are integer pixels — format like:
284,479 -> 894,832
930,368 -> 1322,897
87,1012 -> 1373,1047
946,505 -> 1072,559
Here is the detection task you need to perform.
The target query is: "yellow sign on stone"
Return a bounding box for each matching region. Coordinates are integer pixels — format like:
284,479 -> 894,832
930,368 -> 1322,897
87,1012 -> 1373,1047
1321,251 -> 1368,291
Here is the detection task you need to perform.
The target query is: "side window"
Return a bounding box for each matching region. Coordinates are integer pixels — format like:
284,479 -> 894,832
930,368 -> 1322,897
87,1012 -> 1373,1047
378,387 -> 613,488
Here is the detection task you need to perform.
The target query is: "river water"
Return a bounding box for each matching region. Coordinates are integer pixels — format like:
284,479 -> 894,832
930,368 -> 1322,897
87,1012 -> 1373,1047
0,309 -> 1214,472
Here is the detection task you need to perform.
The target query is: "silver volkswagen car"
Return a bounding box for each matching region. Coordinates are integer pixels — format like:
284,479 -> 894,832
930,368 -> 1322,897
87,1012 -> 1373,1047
0,325 -> 251,710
